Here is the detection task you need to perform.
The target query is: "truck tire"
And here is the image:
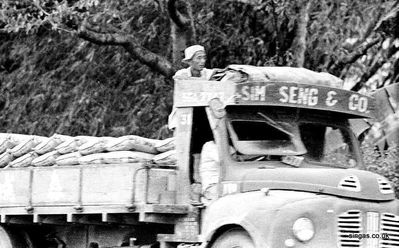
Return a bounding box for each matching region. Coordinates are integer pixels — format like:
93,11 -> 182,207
0,226 -> 34,248
211,228 -> 255,248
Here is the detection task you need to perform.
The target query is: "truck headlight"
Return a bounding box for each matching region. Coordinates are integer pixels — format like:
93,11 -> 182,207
292,217 -> 315,242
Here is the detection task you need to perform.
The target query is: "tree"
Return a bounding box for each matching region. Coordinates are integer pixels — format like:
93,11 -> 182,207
0,0 -> 199,78
2,1 -> 398,81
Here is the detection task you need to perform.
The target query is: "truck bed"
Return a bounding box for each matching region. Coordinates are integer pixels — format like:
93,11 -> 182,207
0,163 -> 188,225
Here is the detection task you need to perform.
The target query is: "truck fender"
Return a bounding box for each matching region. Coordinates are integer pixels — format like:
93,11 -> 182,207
0,226 -> 34,248
200,218 -> 268,248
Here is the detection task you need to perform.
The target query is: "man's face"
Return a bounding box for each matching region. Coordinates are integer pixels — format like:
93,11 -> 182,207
190,51 -> 206,71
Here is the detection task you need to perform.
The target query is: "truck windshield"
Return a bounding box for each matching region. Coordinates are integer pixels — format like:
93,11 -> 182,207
226,107 -> 357,168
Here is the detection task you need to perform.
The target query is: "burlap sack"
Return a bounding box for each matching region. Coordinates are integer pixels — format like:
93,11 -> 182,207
152,150 -> 177,166
9,152 -> 38,168
155,137 -> 175,153
102,151 -> 154,164
105,136 -> 135,152
0,149 -> 13,168
75,136 -> 114,144
7,133 -> 34,144
78,153 -> 104,165
55,139 -> 83,154
32,151 -> 60,167
52,134 -> 73,142
10,137 -> 38,158
78,139 -> 107,155
33,134 -> 64,154
7,134 -> 47,145
0,135 -> 17,154
124,135 -> 158,154
55,152 -> 82,166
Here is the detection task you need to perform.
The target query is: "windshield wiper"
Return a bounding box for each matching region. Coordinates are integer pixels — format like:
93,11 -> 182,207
257,112 -> 294,137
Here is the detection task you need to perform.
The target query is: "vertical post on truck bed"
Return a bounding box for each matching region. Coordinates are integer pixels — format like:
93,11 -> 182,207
174,107 -> 193,205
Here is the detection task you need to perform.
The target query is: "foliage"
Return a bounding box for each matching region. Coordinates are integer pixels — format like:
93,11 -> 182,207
363,143 -> 399,197
0,0 -> 170,47
0,32 -> 172,138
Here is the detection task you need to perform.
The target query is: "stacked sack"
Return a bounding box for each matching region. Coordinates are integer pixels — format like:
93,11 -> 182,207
0,133 -> 176,168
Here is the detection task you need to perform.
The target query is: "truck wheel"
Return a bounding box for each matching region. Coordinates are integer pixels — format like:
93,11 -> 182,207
0,226 -> 35,248
211,228 -> 255,248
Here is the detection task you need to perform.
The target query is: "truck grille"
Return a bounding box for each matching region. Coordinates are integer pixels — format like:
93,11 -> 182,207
337,210 -> 362,247
380,213 -> 399,247
337,211 -> 399,248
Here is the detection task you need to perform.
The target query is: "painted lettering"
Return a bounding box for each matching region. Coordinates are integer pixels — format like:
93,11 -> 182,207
349,94 -> 368,112
326,91 -> 338,106
358,97 -> 368,112
297,88 -> 309,105
241,86 -> 250,101
279,86 -> 318,106
182,92 -> 225,104
308,88 -> 318,106
288,87 -> 298,103
253,86 -> 266,101
279,86 -> 289,103
349,94 -> 358,110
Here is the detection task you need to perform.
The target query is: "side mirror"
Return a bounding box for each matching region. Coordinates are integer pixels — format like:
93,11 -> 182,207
209,98 -> 226,119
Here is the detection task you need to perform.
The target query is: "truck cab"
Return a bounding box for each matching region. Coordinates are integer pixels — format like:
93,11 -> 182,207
171,66 -> 399,248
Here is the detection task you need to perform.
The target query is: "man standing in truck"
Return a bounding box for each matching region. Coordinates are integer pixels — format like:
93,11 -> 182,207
169,45 -> 215,130
173,45 -> 214,80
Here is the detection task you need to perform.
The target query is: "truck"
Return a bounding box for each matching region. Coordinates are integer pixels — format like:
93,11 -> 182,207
0,65 -> 397,248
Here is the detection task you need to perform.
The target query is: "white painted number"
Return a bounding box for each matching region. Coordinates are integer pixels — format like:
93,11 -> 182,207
180,113 -> 192,126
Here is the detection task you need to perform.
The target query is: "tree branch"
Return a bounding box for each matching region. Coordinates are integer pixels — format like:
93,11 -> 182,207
374,1 -> 399,35
186,0 -> 196,42
168,0 -> 195,65
390,55 -> 399,83
270,0 -> 280,55
78,25 -> 130,45
32,0 -> 51,16
330,3 -> 399,77
290,0 -> 311,67
348,12 -> 384,51
329,35 -> 382,75
167,0 -> 190,29
78,24 -> 175,77
351,43 -> 399,91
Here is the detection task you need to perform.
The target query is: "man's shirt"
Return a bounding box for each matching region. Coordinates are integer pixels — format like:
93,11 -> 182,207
173,67 -> 214,80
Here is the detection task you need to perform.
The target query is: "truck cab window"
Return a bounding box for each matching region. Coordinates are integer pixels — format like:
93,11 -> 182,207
231,120 -> 290,141
227,113 -> 306,158
300,123 -> 356,168
226,107 -> 358,168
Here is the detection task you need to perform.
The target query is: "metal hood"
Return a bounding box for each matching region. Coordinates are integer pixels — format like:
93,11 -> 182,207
240,168 -> 395,201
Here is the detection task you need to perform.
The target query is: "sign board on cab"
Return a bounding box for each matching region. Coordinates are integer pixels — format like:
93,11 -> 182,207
174,80 -> 375,118
235,81 -> 374,118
